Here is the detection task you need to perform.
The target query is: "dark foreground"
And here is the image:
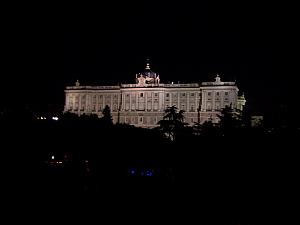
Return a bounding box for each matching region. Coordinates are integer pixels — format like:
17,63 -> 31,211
2,120 -> 298,224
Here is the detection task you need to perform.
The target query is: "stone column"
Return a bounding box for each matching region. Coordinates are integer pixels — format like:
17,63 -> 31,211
177,92 -> 180,109
123,93 -> 125,110
212,91 -> 215,111
110,94 -> 113,110
129,94 -> 132,111
187,91 -> 190,112
96,94 -> 99,114
151,92 -> 154,111
78,94 -> 82,115
136,93 -> 138,110
202,91 -> 206,111
145,92 -> 148,111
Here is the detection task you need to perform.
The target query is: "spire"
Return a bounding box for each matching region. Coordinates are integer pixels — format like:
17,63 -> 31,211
215,74 -> 221,83
145,58 -> 150,70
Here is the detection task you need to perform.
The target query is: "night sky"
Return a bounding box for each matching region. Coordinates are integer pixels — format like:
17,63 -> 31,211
3,2 -> 288,118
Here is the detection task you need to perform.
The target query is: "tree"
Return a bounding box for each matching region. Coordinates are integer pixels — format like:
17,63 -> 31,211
101,105 -> 113,126
218,105 -> 240,135
158,105 -> 186,141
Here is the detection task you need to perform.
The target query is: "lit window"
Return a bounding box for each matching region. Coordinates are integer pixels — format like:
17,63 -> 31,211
207,103 -> 212,111
190,104 -> 195,112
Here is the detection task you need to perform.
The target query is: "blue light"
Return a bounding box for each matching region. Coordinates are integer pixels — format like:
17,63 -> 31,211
145,170 -> 153,177
128,168 -> 137,176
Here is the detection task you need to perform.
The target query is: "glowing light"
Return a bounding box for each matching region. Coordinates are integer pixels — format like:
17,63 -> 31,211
145,170 -> 153,177
52,117 -> 58,120
129,168 -> 137,175
51,155 -> 55,160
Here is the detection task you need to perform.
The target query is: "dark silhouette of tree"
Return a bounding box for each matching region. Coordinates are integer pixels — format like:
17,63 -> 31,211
61,112 -> 79,121
238,105 -> 252,129
200,119 -> 220,137
158,105 -> 186,140
100,105 -> 113,126
218,105 -> 241,135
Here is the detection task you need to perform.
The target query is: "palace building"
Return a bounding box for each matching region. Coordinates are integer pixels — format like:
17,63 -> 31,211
64,61 -> 246,128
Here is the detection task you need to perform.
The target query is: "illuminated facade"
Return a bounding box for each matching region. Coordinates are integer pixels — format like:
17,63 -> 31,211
64,62 -> 246,128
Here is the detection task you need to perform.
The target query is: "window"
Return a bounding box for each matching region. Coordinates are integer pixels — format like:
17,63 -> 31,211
216,102 -> 220,111
190,104 -> 195,112
154,93 -> 158,97
113,104 -> 118,111
225,92 -> 228,95
208,92 -> 211,96
166,93 -> 169,97
140,93 -> 144,97
181,93 -> 186,97
190,93 -> 194,97
207,103 -> 212,111
216,92 -> 219,96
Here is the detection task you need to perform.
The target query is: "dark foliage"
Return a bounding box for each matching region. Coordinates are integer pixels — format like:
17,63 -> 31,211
1,110 -> 298,224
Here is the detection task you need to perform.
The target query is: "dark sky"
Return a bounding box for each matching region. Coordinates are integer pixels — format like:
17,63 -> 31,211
3,2 -> 287,116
